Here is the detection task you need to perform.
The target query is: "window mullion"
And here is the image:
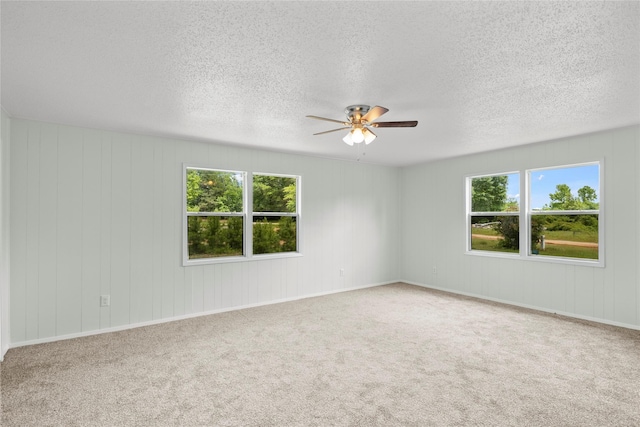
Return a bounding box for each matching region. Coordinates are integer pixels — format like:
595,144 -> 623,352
522,169 -> 529,258
246,172 -> 253,258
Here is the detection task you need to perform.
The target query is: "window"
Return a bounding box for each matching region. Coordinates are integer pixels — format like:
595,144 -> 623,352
253,174 -> 299,255
185,168 -> 245,260
528,163 -> 600,261
468,173 -> 520,254
467,161 -> 602,265
184,167 -> 301,264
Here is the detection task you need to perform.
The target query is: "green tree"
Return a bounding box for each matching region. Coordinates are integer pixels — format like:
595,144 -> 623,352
192,170 -> 243,213
186,171 -> 202,212
283,184 -> 297,212
253,175 -> 296,213
206,216 -> 223,254
253,219 -> 280,254
188,217 -> 205,256
577,186 -> 598,209
277,216 -> 297,252
227,217 -> 243,252
472,176 -> 508,212
494,216 -> 544,251
548,184 -> 579,210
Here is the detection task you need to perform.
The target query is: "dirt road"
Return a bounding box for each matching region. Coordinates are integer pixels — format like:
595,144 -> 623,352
471,234 -> 598,248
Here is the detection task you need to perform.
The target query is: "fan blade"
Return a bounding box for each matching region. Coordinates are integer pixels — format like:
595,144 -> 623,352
361,106 -> 389,123
313,127 -> 351,136
306,115 -> 349,125
371,121 -> 418,128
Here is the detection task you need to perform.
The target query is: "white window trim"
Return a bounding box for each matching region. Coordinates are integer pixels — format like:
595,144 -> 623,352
465,160 -> 604,267
182,165 -> 302,266
465,171 -> 521,258
252,172 -> 301,259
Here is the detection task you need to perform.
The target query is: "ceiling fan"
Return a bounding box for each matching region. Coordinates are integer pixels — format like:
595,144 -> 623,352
306,105 -> 418,146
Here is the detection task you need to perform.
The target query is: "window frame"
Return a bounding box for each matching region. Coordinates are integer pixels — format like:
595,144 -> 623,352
465,160 -> 604,267
466,171 -> 521,258
182,165 -> 302,266
183,166 -> 248,265
252,172 -> 301,258
525,161 -> 603,266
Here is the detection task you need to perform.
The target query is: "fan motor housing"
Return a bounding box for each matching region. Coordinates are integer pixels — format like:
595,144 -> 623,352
345,105 -> 370,120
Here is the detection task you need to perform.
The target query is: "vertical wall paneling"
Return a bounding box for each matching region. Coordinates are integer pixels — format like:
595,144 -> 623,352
400,126 -> 640,328
611,128 -> 638,324
9,120 -> 28,343
80,129 -> 102,332
9,118 -> 394,345
160,140 -> 176,318
99,132 -> 112,328
172,142 -> 186,317
0,111 -> 10,358
38,124 -> 59,338
189,266 -> 203,314
56,126 -> 83,336
0,111 -> 9,359
151,142 -> 164,320
129,136 -> 155,324
203,265 -> 216,312
25,123 -> 40,340
109,133 -> 132,327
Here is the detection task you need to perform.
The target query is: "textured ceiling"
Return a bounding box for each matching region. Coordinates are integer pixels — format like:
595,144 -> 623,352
2,1 -> 639,166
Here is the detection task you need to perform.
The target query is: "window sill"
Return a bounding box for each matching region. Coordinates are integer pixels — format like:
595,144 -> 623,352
183,252 -> 303,267
465,250 -> 604,268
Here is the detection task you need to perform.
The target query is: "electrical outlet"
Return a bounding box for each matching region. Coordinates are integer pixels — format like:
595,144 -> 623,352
432,267 -> 437,275
100,295 -> 110,307
340,268 -> 344,277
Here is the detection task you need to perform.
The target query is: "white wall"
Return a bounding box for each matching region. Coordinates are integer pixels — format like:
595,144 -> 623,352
7,117 -> 639,350
1,109 -> 10,360
400,126 -> 640,329
8,119 -> 399,346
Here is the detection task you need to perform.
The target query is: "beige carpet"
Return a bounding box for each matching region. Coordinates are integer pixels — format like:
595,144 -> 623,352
2,282 -> 639,426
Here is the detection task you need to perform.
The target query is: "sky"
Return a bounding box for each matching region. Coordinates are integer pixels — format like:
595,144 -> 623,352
505,164 -> 599,210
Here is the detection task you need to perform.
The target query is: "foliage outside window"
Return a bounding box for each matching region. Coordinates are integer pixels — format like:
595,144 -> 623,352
253,174 -> 298,255
184,167 -> 300,264
529,164 -> 600,261
469,173 -> 521,254
186,168 -> 245,260
467,162 -> 602,265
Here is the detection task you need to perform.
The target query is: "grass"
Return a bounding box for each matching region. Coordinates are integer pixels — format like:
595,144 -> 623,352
472,226 -> 597,244
542,230 -> 598,243
471,236 -> 598,260
533,245 -> 598,260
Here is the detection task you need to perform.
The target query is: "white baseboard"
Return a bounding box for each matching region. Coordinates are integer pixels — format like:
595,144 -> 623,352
8,280 -> 397,351
401,279 -> 640,331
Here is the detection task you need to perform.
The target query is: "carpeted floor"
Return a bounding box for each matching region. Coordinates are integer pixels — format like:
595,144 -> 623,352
2,282 -> 640,426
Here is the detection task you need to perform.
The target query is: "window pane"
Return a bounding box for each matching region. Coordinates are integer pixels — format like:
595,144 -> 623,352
471,174 -> 519,212
253,175 -> 297,213
531,214 -> 598,260
530,164 -> 599,211
187,216 -> 244,259
470,215 -> 519,253
186,169 -> 243,213
253,216 -> 297,254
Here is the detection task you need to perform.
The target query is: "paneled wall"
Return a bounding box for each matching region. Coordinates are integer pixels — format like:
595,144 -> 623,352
9,119 -> 399,345
400,126 -> 640,328
1,110 -> 10,359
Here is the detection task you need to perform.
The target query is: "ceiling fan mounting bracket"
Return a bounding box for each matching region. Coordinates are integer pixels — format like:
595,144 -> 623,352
344,105 -> 370,121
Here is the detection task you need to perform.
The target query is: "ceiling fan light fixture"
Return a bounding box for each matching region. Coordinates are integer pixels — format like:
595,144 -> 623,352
308,105 -> 417,147
342,133 -> 355,146
351,127 -> 365,144
363,128 -> 376,145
